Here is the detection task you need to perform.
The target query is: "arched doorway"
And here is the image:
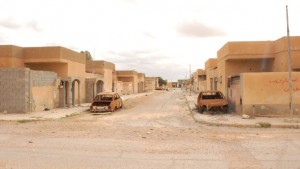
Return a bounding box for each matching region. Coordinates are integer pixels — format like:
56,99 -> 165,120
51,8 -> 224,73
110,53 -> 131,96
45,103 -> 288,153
71,79 -> 81,106
96,80 -> 104,94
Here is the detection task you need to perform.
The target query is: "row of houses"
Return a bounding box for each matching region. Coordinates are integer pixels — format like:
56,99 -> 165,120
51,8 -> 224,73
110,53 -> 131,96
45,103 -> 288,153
189,36 -> 300,116
0,45 -> 159,113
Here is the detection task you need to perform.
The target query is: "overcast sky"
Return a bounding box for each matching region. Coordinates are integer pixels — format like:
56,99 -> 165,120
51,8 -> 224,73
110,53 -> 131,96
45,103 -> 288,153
0,0 -> 299,81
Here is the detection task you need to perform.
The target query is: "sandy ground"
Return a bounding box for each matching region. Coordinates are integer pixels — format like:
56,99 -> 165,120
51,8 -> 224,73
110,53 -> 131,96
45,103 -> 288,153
0,90 -> 299,169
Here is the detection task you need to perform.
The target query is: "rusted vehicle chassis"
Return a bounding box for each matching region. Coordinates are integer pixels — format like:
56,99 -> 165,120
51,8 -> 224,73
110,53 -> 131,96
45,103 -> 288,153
90,92 -> 123,112
196,90 -> 228,113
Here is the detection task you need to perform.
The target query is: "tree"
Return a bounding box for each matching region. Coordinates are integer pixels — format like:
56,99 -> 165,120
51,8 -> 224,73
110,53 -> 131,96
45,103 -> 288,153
158,77 -> 167,86
80,50 -> 93,60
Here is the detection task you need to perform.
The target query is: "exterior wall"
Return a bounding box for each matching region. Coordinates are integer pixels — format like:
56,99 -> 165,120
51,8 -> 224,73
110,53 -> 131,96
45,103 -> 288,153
138,73 -> 145,93
0,68 -> 57,113
205,59 -> 218,90
67,60 -> 86,104
273,37 -> 300,71
85,79 -> 95,103
178,79 -> 188,89
113,81 -> 123,95
23,47 -> 86,64
0,58 -> 24,68
218,41 -> 274,58
0,45 -> 25,68
192,69 -> 206,92
27,48 -> 86,105
192,72 -> 198,91
222,59 -> 274,95
166,82 -> 173,88
103,68 -> 113,92
132,74 -> 138,93
199,81 -> 207,91
26,61 -> 86,105
172,82 -> 178,87
117,71 -> 138,94
25,63 -> 68,77
240,72 -> 300,116
86,60 -> 115,74
0,68 -> 29,113
86,60 -> 115,92
122,82 -> 133,95
216,36 -> 300,97
118,76 -> 135,92
145,77 -> 156,91
31,70 -> 57,112
85,73 -> 105,103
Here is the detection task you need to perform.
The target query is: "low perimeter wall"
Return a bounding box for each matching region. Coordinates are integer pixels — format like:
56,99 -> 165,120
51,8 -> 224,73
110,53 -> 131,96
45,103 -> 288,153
0,68 -> 57,113
240,72 -> 300,116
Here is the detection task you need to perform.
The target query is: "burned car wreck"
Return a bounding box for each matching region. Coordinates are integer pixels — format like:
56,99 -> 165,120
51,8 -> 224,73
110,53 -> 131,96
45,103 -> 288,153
90,92 -> 123,112
196,90 -> 228,113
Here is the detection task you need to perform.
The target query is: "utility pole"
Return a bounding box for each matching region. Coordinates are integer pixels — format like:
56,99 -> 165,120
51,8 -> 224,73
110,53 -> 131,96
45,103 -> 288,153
286,5 -> 293,117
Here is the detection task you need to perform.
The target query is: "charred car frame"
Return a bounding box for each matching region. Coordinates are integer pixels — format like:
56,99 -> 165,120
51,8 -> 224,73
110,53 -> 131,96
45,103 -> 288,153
195,90 -> 228,113
90,92 -> 123,112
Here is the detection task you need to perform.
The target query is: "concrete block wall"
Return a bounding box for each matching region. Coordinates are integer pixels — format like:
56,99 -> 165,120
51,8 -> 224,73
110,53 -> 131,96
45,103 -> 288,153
32,70 -> 57,87
31,70 -> 57,112
0,68 -> 29,113
0,68 -> 57,113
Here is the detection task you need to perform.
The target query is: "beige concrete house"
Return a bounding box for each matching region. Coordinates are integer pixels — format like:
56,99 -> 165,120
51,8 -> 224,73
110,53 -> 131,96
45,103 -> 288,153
113,81 -> 123,95
178,79 -> 188,89
172,82 -> 178,88
0,45 -> 87,113
85,60 -> 115,102
166,82 -> 172,88
137,73 -> 145,93
205,59 -> 218,90
191,69 -> 206,92
116,70 -> 139,95
217,36 -> 300,116
144,77 -> 158,91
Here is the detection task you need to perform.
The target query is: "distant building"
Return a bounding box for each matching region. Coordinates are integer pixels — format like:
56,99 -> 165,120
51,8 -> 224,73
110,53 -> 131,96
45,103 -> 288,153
145,77 -> 158,91
192,69 -> 206,92
205,58 -> 218,90
116,70 -> 146,95
166,82 -> 172,88
172,82 -> 178,88
137,73 -> 145,93
178,79 -> 188,89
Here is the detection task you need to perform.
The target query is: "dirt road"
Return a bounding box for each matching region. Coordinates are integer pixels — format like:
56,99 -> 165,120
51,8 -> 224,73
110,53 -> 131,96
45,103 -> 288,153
0,90 -> 299,169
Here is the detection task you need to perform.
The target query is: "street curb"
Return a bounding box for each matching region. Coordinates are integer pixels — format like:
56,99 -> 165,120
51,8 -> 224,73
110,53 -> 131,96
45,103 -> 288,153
184,93 -> 300,129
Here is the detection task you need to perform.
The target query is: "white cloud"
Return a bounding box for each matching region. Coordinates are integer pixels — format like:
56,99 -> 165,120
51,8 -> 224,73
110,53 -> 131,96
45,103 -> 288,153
177,21 -> 225,38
